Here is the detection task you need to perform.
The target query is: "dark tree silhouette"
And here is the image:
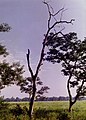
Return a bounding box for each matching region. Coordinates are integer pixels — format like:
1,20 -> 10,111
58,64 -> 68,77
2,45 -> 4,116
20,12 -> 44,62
0,23 -> 11,56
0,23 -> 25,93
18,77 -> 50,100
26,1 -> 74,118
0,44 -> 8,57
45,31 -> 86,111
0,23 -> 11,32
0,61 -> 24,93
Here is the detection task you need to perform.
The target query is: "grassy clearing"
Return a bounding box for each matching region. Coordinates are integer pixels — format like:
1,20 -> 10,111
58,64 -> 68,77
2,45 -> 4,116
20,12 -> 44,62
1,101 -> 86,120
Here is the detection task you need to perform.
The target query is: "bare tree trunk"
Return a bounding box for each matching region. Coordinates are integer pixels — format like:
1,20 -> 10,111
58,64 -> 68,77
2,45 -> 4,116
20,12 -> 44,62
29,80 -> 36,118
68,76 -> 85,112
68,101 -> 74,112
67,75 -> 72,112
69,102 -> 72,112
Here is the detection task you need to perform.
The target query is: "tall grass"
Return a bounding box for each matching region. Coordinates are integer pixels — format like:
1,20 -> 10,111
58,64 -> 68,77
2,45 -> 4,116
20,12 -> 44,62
0,101 -> 86,120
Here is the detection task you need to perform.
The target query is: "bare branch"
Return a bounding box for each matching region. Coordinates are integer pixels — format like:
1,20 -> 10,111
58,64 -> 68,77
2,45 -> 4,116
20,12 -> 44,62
53,7 -> 65,16
43,1 -> 75,30
26,49 -> 34,78
34,3 -> 75,79
34,43 -> 45,78
43,1 -> 52,29
50,19 -> 75,31
54,26 -> 65,34
60,8 -> 68,21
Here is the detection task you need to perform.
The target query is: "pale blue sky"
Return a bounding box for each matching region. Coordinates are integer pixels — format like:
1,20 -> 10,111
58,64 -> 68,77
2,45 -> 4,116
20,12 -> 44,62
0,0 -> 86,98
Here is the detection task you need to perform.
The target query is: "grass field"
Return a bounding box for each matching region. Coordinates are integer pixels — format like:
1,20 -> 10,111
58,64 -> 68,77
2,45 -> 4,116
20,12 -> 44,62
1,101 -> 86,120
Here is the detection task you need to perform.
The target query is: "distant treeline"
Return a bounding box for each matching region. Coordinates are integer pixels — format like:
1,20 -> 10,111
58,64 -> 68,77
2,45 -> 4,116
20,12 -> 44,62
3,96 -> 86,102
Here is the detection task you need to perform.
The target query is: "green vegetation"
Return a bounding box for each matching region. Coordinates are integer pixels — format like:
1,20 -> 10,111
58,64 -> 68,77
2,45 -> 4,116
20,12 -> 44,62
1,101 -> 86,120
0,1 -> 86,119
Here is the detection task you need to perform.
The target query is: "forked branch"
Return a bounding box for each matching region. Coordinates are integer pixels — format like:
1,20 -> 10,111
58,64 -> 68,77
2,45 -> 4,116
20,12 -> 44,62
43,1 -> 75,29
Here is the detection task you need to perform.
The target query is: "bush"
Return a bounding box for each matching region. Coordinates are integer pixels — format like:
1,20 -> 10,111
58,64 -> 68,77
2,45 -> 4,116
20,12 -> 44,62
34,108 -> 48,119
57,110 -> 71,120
0,97 -> 10,120
10,104 -> 23,116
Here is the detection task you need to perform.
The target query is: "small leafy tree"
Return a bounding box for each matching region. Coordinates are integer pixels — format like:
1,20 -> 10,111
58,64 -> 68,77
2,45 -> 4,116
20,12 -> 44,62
45,32 -> 86,111
0,23 -> 25,94
26,1 -> 74,118
0,23 -> 24,118
18,76 -> 50,100
0,61 -> 24,93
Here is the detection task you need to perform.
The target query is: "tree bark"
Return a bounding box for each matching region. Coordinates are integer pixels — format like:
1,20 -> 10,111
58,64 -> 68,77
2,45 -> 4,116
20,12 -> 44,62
69,101 -> 75,112
69,101 -> 72,112
29,80 -> 36,119
67,74 -> 72,112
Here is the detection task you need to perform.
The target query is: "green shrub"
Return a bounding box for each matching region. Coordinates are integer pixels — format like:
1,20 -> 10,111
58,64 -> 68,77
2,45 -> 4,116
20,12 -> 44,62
34,108 -> 48,119
10,104 -> 23,116
0,97 -> 10,120
57,110 -> 71,120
